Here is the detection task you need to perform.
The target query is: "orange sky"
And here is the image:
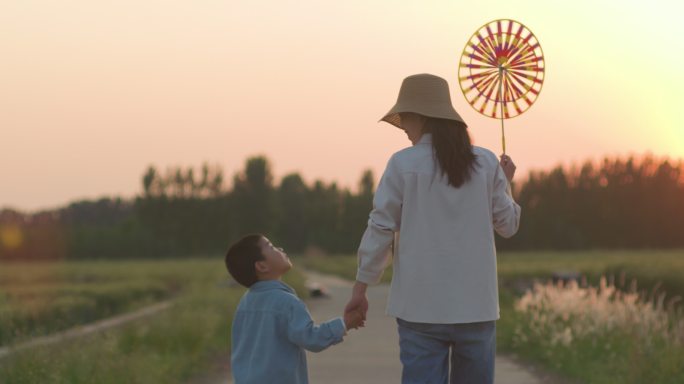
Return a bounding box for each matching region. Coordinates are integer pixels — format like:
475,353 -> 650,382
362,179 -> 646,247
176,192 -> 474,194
2,0 -> 683,211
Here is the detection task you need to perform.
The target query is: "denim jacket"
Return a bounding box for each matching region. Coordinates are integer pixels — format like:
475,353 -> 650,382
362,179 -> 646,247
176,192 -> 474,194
231,280 -> 346,384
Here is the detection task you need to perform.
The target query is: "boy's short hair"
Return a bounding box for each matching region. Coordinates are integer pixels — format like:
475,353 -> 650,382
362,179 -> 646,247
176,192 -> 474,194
225,234 -> 265,287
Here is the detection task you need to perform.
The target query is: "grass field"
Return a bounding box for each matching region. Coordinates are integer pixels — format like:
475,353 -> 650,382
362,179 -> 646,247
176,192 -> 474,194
2,251 -> 682,383
0,260 -> 182,346
301,249 -> 684,384
0,259 -> 306,383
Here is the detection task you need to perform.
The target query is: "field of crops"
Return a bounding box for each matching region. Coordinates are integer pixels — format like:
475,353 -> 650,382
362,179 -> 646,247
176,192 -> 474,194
0,260 -> 183,346
0,259 -> 306,383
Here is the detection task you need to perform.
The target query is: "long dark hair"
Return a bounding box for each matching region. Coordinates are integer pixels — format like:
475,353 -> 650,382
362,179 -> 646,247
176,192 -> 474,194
423,117 -> 477,188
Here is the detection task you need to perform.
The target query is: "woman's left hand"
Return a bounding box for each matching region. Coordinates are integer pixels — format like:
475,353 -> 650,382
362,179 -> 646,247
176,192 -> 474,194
500,154 -> 516,182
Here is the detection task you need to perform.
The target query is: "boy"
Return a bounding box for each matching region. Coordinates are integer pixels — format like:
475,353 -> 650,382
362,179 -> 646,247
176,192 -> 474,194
225,234 -> 364,384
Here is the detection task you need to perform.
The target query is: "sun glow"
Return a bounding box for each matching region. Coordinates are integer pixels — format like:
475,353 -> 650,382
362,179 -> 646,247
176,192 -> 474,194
0,225 -> 24,250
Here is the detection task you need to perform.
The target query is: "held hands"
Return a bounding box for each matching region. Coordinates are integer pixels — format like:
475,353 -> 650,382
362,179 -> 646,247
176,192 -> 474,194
344,308 -> 365,330
500,154 -> 516,182
344,281 -> 369,331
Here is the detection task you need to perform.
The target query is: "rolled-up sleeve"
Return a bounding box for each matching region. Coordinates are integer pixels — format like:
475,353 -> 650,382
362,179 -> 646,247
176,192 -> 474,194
356,155 -> 403,285
286,299 -> 346,353
491,164 -> 521,238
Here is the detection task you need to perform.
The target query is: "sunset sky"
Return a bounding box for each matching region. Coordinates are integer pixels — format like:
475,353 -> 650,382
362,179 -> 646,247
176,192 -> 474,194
2,0 -> 683,212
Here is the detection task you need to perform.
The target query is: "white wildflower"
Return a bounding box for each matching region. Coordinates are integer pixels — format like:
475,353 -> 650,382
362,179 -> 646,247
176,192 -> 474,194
514,276 -> 683,347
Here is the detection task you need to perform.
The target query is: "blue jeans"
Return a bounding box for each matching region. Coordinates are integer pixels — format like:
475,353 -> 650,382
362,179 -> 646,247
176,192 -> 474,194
396,318 -> 496,384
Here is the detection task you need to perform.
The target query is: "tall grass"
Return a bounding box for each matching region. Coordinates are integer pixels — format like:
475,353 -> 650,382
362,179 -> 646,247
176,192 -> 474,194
507,277 -> 684,384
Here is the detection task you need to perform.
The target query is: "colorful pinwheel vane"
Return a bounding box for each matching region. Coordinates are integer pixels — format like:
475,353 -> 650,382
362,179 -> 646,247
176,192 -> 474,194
459,19 -> 545,154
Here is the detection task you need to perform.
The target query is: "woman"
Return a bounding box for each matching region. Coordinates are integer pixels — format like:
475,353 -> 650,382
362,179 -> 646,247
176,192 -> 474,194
345,74 -> 520,384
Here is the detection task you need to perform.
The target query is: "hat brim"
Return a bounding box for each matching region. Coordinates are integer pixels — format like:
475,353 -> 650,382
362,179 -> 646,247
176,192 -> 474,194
380,104 -> 467,130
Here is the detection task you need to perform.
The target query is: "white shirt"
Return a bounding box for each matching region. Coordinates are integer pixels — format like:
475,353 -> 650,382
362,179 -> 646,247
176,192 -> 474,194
356,133 -> 521,323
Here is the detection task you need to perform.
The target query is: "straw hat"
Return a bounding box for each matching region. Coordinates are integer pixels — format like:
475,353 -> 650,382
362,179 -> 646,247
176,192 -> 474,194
380,73 -> 466,129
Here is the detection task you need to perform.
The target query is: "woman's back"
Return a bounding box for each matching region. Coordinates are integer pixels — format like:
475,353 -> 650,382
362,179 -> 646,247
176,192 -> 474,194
358,133 -> 520,323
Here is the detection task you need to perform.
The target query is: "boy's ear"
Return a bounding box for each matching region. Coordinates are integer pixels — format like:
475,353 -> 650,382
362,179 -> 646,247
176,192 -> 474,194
255,260 -> 269,274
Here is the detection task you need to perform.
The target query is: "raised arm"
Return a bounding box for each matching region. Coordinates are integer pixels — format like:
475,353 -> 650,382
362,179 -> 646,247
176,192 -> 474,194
287,299 -> 346,353
492,154 -> 521,238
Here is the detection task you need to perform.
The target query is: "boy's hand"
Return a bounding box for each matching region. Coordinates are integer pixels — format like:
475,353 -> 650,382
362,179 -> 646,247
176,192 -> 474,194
344,309 -> 365,331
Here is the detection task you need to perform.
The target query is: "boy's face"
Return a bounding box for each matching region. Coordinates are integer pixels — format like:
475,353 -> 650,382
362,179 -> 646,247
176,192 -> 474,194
255,236 -> 292,278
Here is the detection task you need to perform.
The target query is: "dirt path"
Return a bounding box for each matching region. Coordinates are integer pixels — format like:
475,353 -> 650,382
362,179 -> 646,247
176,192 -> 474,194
221,270 -> 549,384
302,271 -> 545,384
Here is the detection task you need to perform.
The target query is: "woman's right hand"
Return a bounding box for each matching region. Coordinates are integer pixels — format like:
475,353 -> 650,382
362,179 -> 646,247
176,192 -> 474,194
500,154 -> 516,182
344,308 -> 365,330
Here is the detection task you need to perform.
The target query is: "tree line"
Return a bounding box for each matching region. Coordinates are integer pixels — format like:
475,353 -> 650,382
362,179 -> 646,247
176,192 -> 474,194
0,156 -> 373,260
500,155 -> 684,249
1,155 -> 683,260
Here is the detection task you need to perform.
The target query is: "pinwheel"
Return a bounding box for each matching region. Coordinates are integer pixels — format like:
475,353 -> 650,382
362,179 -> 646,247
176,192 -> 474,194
459,19 -> 545,154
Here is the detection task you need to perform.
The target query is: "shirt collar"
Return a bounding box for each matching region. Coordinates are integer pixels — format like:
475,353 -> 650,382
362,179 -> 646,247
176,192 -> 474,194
249,279 -> 296,294
418,133 -> 432,145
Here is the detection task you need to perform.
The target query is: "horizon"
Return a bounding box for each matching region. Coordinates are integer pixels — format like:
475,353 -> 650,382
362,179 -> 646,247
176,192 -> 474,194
2,0 -> 683,212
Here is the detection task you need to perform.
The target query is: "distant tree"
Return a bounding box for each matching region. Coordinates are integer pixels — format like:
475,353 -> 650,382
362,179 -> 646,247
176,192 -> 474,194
358,169 -> 375,197
232,156 -> 277,235
306,180 -> 344,251
277,173 -> 309,251
186,168 -> 197,197
337,169 -> 375,253
142,166 -> 157,197
208,166 -> 224,197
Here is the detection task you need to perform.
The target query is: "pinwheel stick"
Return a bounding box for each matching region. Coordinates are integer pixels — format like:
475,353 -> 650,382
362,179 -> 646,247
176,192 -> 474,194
498,66 -> 506,155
